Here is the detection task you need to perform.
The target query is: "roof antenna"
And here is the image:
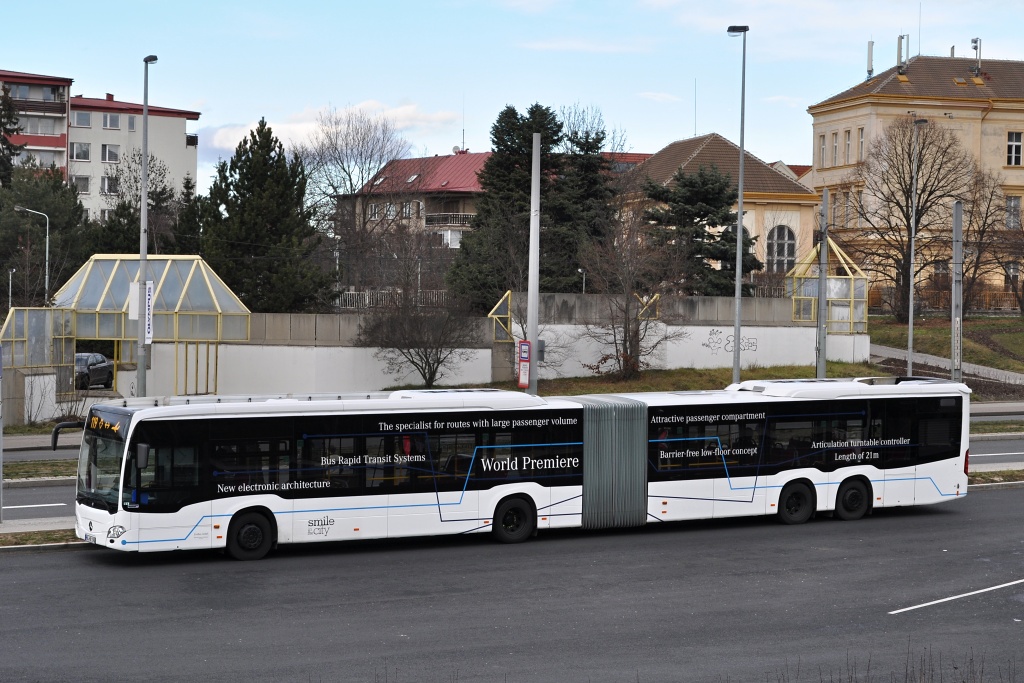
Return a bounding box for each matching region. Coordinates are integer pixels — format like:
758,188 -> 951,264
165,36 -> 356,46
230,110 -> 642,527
897,35 -> 904,74
867,40 -> 874,80
971,37 -> 982,76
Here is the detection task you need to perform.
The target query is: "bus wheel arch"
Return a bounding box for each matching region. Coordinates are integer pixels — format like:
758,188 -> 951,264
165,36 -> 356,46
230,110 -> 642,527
226,508 -> 277,560
835,477 -> 872,521
491,495 -> 536,544
777,479 -> 816,525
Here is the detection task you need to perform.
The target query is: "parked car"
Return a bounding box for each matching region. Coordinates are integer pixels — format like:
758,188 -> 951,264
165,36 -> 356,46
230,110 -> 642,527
75,353 -> 114,390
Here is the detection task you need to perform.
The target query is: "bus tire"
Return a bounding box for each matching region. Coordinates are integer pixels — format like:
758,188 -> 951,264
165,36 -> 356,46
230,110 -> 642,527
492,497 -> 535,544
835,479 -> 869,521
227,511 -> 273,560
777,482 -> 815,525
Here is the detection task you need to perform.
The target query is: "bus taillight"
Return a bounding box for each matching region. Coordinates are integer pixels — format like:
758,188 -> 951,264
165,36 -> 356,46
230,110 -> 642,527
964,449 -> 970,476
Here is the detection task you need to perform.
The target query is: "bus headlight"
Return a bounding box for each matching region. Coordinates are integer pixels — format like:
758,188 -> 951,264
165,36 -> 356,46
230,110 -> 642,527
107,526 -> 127,539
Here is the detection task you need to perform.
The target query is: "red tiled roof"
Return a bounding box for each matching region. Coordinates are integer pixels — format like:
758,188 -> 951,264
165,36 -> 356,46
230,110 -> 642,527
637,134 -> 816,196
361,153 -> 491,195
788,164 -> 812,178
69,95 -> 200,120
810,55 -> 1024,109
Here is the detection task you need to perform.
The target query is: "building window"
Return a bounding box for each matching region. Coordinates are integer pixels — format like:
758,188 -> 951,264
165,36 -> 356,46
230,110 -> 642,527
73,176 -> 90,194
101,176 -> 119,195
766,225 -> 797,274
71,142 -> 90,161
1009,132 -> 1023,166
402,202 -> 413,219
1005,262 -> 1020,292
844,130 -> 851,164
857,128 -> 864,161
42,86 -> 59,102
18,116 -> 57,135
128,115 -> 136,132
384,203 -> 397,219
8,84 -> 29,100
819,135 -> 825,168
72,111 -> 91,127
832,133 -> 838,166
101,144 -> 120,163
932,261 -> 950,289
25,150 -> 57,167
100,209 -> 113,222
368,203 -> 380,220
1008,196 -> 1022,230
102,113 -> 121,129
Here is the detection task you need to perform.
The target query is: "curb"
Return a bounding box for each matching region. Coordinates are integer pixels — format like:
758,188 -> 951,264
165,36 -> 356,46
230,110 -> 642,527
2,477 -> 76,488
0,541 -> 92,553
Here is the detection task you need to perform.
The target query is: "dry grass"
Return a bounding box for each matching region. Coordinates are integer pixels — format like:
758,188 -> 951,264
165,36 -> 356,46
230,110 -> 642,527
3,460 -> 76,479
968,470 -> 1024,485
0,529 -> 80,547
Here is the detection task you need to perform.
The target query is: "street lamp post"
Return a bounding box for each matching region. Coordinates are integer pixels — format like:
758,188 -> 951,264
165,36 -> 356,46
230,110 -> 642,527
727,24 -> 749,385
578,268 -> 586,295
8,268 -> 15,310
907,118 -> 927,377
13,206 -> 49,304
138,54 -> 157,397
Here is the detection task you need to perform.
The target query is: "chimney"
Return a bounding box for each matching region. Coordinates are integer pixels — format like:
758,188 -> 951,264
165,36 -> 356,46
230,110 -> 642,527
867,40 -> 874,80
105,93 -> 114,101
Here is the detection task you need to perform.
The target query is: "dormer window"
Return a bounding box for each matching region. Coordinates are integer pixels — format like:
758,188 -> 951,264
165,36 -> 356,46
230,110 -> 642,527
407,174 -> 419,183
372,176 -> 386,186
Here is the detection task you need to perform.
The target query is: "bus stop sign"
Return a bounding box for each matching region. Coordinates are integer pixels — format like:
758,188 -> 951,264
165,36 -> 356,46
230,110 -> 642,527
517,341 -> 531,389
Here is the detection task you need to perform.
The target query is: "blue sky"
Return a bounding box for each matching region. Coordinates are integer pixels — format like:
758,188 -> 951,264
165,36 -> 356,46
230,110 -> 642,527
7,0 -> 1022,192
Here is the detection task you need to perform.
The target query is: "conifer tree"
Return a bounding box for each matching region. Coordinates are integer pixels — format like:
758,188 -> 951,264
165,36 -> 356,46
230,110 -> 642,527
645,165 -> 762,296
1,85 -> 25,189
203,119 -> 331,312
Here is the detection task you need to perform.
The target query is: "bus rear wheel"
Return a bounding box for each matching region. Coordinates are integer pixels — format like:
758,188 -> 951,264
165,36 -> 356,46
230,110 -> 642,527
777,482 -> 815,525
227,512 -> 273,560
835,480 -> 869,521
492,497 -> 534,543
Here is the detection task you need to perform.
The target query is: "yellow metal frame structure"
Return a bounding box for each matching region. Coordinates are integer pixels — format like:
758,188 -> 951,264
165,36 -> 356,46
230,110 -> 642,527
785,237 -> 868,334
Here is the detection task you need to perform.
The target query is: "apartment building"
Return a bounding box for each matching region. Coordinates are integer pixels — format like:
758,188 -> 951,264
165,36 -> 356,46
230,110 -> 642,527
2,68 -> 200,220
67,93 -> 200,220
1,69 -> 74,170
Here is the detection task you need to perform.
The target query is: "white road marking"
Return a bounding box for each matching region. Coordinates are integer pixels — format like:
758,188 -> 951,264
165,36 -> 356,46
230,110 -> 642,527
889,579 -> 1024,615
1,503 -> 69,510
971,451 -> 1024,458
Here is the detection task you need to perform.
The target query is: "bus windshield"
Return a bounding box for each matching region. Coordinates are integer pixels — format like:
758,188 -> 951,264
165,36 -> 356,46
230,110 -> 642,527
76,408 -> 132,514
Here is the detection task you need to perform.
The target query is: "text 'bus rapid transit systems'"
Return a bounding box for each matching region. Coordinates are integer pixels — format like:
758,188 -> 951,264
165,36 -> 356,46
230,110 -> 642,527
59,377 -> 970,560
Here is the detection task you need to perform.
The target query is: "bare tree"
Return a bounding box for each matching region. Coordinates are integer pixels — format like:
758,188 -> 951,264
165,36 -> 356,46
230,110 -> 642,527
106,148 -> 182,253
577,191 -> 686,380
356,229 -> 480,387
842,117 -> 976,322
959,169 -> 1006,310
293,107 -> 414,292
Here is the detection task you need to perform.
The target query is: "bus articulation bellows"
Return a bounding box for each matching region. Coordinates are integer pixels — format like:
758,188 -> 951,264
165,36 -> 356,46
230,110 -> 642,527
65,377 -> 970,560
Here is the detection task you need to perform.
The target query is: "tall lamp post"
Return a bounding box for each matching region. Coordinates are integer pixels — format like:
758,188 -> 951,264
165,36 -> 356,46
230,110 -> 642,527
13,206 -> 49,305
8,268 -> 15,310
907,117 -> 927,377
138,54 -> 157,397
727,24 -> 749,385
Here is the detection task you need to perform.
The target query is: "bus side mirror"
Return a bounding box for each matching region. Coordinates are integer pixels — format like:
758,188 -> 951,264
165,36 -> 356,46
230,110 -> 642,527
137,444 -> 150,470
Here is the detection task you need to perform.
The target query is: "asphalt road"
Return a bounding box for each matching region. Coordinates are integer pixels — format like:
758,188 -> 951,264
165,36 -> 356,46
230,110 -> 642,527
970,437 -> 1024,468
0,483 -> 75,520
0,488 -> 1020,683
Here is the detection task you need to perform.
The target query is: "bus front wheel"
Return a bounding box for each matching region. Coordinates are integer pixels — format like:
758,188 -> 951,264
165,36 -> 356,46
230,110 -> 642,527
835,480 -> 869,521
777,482 -> 815,525
227,512 -> 273,560
492,497 -> 535,543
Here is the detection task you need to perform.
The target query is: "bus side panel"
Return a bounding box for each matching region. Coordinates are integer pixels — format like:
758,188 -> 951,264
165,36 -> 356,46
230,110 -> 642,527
292,493 -> 389,542
388,490 -> 479,537
647,481 -> 713,522
136,501 -> 213,552
544,485 -> 583,529
713,476 -> 767,518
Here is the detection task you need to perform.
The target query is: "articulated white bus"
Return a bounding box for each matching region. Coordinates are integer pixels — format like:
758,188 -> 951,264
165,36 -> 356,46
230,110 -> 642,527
63,377 -> 969,560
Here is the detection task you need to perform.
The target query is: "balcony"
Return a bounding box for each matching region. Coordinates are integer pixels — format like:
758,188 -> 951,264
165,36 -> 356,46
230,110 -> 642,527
425,212 -> 473,227
12,99 -> 67,116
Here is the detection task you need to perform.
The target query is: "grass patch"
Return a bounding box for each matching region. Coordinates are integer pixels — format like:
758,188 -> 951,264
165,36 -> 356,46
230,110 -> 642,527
3,460 -> 76,479
968,469 -> 1024,485
0,529 -> 80,547
870,316 -> 1024,374
969,420 -> 1024,434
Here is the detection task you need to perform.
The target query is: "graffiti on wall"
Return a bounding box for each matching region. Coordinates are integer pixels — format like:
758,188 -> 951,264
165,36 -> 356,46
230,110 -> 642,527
701,328 -> 758,355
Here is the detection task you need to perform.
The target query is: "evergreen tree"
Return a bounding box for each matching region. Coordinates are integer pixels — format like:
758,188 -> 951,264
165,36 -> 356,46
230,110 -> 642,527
170,175 -> 206,256
645,165 -> 762,296
448,104 -> 614,311
0,165 -> 86,305
203,118 -> 332,312
1,85 -> 25,189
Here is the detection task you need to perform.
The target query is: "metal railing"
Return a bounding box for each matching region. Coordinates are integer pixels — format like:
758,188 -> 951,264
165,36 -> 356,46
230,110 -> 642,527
336,290 -> 449,309
425,213 -> 473,227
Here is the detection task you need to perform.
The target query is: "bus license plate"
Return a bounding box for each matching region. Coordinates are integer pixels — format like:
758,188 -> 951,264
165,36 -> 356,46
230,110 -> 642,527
84,533 -> 97,544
